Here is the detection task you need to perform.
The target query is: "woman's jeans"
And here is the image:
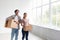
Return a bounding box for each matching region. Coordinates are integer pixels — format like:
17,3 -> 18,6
11,28 -> 19,40
22,29 -> 29,40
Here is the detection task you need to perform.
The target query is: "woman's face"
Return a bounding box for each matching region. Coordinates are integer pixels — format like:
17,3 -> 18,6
24,13 -> 27,18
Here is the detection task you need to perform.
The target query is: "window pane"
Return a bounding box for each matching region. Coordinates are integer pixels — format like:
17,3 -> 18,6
42,0 -> 49,5
42,5 -> 49,25
56,2 -> 60,27
36,7 -> 41,26
51,1 -> 60,27
31,8 -> 37,25
51,0 -> 59,2
51,3 -> 57,26
36,0 -> 41,7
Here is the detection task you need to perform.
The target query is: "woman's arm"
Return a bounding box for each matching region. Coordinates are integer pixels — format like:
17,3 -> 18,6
21,20 -> 23,26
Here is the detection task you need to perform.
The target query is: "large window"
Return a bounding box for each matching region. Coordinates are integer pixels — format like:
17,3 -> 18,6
27,0 -> 60,29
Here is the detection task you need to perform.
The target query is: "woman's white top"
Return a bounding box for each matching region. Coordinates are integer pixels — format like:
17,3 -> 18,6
22,18 -> 29,27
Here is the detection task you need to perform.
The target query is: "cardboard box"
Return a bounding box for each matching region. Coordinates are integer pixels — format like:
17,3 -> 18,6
23,24 -> 32,31
5,19 -> 18,29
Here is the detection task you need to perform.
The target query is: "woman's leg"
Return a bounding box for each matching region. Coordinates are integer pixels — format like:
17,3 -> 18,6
26,31 -> 29,40
22,29 -> 25,40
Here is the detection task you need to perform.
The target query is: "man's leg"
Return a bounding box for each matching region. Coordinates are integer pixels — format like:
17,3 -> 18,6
22,29 -> 25,40
15,29 -> 19,40
26,31 -> 29,40
11,29 -> 15,40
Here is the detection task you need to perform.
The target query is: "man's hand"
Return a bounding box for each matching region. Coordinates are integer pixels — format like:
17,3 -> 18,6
14,21 -> 19,24
16,22 -> 19,24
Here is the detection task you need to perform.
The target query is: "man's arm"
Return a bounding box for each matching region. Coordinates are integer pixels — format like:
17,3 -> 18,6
6,15 -> 14,21
18,16 -> 22,24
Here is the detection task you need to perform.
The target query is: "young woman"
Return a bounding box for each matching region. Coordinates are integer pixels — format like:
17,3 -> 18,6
21,13 -> 29,40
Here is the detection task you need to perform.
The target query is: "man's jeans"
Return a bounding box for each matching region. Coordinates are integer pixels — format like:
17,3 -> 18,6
11,28 -> 19,40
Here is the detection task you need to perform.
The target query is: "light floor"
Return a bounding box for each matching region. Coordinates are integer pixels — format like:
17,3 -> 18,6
0,27 -> 43,40
0,32 -> 43,40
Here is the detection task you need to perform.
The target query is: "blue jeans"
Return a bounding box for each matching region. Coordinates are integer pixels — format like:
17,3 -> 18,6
22,29 -> 29,40
11,28 -> 19,40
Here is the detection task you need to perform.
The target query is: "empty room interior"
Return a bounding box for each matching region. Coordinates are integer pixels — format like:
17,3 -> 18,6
0,0 -> 60,40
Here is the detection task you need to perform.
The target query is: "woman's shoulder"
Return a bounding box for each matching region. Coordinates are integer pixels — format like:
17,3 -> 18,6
21,18 -> 24,21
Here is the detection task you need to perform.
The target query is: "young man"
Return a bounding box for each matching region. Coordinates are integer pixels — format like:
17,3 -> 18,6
6,9 -> 21,40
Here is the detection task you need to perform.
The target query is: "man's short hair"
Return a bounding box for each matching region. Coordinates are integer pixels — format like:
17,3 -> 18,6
14,9 -> 19,13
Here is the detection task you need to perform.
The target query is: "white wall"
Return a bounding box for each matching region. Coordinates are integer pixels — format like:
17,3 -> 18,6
31,25 -> 60,40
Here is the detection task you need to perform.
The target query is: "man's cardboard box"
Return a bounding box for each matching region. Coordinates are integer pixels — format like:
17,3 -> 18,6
5,19 -> 18,28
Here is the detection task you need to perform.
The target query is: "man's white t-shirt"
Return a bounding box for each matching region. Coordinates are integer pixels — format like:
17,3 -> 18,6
14,16 -> 19,29
14,16 -> 18,21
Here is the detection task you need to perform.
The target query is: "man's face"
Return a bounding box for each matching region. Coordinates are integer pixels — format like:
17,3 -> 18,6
15,10 -> 19,15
